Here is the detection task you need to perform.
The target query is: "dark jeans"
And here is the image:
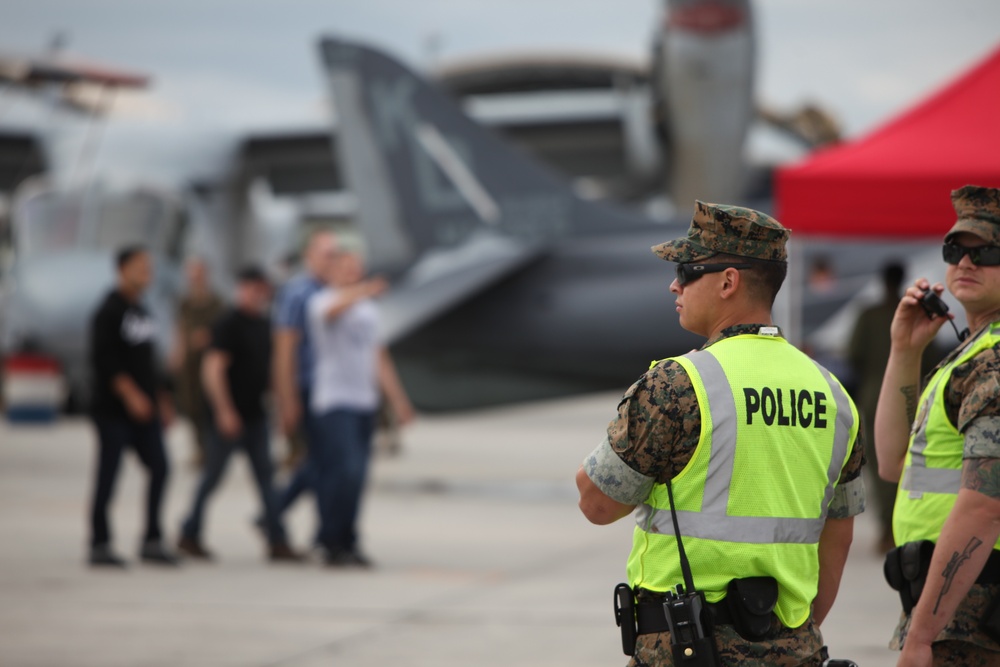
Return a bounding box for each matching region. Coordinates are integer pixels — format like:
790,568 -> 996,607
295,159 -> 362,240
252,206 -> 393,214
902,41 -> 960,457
181,417 -> 287,544
307,408 -> 375,552
89,416 -> 169,548
273,389 -> 316,537
275,457 -> 316,513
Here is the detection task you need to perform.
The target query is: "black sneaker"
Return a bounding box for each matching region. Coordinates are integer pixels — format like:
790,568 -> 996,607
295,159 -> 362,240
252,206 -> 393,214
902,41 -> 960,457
140,540 -> 180,566
324,547 -> 373,569
89,544 -> 127,568
323,547 -> 354,567
347,549 -> 374,569
176,536 -> 214,560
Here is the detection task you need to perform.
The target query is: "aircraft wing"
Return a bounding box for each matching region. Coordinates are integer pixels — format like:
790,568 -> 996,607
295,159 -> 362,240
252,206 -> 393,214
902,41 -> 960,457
0,53 -> 148,88
378,231 -> 544,344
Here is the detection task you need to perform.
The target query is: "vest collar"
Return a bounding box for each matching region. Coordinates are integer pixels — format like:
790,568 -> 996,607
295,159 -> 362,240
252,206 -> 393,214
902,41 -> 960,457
704,323 -> 783,349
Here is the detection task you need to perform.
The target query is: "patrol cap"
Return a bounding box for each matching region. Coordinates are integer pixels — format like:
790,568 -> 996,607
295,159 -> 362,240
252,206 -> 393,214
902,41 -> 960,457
652,201 -> 789,263
945,185 -> 1000,245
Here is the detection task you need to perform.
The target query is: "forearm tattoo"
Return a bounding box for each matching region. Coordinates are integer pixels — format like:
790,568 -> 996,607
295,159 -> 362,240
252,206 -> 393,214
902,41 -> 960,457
934,537 -> 983,614
962,458 -> 1000,499
900,385 -> 919,423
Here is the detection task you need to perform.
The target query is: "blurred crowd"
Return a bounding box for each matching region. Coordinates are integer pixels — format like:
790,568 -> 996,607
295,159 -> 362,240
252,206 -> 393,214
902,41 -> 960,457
86,229 -> 413,569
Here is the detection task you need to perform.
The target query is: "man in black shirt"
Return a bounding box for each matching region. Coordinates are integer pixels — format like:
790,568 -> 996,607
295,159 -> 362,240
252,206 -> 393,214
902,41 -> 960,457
88,245 -> 177,567
177,266 -> 301,562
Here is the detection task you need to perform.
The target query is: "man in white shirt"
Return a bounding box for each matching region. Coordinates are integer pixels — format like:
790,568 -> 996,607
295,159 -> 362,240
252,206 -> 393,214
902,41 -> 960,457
306,249 -> 414,566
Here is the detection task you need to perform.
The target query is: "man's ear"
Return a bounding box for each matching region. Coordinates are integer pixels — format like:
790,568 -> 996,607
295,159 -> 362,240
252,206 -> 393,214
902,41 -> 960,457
719,267 -> 741,300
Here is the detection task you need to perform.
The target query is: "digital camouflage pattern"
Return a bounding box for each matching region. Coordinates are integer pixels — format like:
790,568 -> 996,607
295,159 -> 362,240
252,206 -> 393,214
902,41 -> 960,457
606,324 -> 864,486
946,340 -> 1000,447
606,355 -> 701,484
891,583 -> 1000,660
930,641 -> 1000,667
652,201 -> 789,264
947,185 -> 1000,245
629,616 -> 825,667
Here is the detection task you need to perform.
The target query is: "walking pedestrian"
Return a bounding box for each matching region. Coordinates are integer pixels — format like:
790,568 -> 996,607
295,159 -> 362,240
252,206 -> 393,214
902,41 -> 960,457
87,245 -> 178,567
177,266 -> 302,562
171,257 -> 224,468
307,247 -> 414,566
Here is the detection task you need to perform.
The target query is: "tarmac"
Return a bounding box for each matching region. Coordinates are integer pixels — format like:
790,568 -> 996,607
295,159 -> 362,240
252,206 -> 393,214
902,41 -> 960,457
0,391 -> 901,667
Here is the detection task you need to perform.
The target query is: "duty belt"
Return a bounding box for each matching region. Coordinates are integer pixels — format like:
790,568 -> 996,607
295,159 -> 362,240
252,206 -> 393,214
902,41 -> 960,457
635,598 -> 734,635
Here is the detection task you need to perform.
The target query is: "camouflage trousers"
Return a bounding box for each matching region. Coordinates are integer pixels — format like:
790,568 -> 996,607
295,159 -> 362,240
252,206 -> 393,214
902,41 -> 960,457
929,640 -> 1000,666
628,617 -> 824,667
890,583 -> 1000,663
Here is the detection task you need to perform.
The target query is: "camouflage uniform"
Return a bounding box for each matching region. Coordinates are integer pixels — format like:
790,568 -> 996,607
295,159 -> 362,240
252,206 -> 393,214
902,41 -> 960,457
888,185 -> 1000,664
583,202 -> 865,667
175,292 -> 225,461
847,297 -> 943,548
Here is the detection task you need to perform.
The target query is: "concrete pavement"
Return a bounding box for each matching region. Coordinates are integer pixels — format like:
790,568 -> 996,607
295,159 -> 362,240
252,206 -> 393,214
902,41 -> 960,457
0,392 -> 900,666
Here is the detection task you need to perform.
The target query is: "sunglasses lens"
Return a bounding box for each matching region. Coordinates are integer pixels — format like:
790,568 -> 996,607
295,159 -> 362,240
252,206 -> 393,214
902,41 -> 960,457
943,244 -> 963,264
676,265 -> 689,285
978,246 -> 1000,266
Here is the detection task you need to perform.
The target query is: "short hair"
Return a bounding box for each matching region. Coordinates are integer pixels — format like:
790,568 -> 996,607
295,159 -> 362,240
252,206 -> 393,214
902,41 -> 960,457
882,262 -> 905,292
116,245 -> 147,270
711,253 -> 788,307
236,264 -> 270,285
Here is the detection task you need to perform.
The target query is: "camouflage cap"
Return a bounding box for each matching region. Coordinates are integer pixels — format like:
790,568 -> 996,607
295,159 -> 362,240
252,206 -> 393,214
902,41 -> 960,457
946,185 -> 1000,245
652,201 -> 789,263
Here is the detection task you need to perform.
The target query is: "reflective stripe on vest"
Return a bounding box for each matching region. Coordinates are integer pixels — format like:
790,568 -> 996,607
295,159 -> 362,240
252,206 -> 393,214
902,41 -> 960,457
902,365 -> 958,499
634,348 -> 854,543
901,324 -> 1000,499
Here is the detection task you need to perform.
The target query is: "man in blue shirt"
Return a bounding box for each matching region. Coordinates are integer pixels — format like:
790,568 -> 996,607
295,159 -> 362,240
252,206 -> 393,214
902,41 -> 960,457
271,230 -> 337,549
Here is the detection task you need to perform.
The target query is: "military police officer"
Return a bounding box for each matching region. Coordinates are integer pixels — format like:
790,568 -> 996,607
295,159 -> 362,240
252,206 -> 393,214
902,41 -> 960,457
576,202 -> 865,666
875,185 -> 1000,667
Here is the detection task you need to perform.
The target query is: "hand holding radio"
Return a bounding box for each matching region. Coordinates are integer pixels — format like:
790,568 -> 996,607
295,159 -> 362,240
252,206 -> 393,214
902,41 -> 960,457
918,289 -> 950,320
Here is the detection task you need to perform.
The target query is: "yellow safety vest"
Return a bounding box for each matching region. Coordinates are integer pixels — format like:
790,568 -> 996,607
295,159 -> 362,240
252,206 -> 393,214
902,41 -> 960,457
627,334 -> 858,628
894,322 -> 1000,549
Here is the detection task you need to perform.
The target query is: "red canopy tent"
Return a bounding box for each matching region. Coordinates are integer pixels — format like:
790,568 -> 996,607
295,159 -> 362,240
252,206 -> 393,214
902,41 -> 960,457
776,44 -> 1000,238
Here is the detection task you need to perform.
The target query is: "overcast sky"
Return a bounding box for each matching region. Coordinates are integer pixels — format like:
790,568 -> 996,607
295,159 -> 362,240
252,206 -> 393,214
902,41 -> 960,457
2,0 -> 998,185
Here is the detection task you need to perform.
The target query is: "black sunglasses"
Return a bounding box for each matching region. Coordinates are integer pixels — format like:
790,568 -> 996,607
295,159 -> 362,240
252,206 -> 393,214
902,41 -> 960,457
942,243 -> 1000,266
675,262 -> 753,286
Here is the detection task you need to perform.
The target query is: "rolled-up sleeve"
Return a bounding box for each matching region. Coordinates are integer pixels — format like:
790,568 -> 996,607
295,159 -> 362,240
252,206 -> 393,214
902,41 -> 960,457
827,476 -> 866,519
583,437 -> 655,506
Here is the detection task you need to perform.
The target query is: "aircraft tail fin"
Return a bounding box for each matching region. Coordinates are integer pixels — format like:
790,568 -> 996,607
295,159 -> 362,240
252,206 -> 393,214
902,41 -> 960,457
318,37 -> 653,275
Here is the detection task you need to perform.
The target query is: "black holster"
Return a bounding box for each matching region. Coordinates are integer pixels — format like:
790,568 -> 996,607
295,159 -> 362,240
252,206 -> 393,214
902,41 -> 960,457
725,576 -> 778,641
883,540 -> 934,614
614,583 -> 638,656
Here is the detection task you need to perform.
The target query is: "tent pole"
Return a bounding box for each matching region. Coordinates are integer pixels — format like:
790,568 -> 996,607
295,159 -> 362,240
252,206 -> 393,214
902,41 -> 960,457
775,237 -> 803,348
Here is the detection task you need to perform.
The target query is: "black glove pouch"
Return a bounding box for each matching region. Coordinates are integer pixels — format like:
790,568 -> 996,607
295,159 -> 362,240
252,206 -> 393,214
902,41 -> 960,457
883,540 -> 934,614
725,576 -> 778,641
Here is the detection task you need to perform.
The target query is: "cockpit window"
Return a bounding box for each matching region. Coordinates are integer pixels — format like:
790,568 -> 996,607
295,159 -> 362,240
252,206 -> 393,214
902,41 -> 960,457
91,193 -> 169,251
15,189 -> 177,258
17,193 -> 82,259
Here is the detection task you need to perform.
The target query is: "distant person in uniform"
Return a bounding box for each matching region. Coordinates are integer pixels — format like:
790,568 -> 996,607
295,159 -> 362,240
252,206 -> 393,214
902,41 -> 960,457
576,202 -> 864,665
807,254 -> 837,295
847,261 -> 941,554
88,245 -> 178,567
171,257 -> 224,468
876,185 -> 1000,666
307,246 -> 414,566
176,266 -> 301,562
